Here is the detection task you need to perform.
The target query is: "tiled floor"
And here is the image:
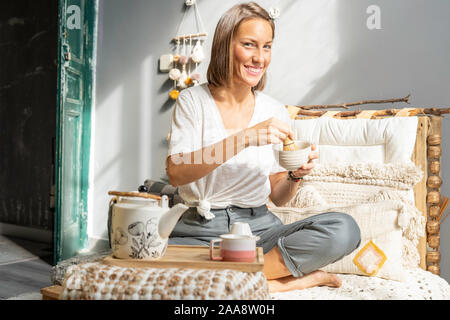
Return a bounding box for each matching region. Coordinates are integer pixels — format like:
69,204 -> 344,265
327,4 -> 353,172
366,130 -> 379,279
0,235 -> 53,299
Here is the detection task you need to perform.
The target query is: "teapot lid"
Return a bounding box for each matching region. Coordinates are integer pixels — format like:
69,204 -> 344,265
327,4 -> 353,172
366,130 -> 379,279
120,196 -> 158,204
111,191 -> 168,208
109,190 -> 162,201
117,197 -> 160,209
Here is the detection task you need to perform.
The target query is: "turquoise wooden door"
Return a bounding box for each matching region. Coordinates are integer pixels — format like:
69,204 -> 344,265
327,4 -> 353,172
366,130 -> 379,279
55,0 -> 97,263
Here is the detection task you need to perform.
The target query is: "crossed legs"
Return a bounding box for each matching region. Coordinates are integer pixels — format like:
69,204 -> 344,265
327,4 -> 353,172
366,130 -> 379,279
261,212 -> 360,293
263,246 -> 341,293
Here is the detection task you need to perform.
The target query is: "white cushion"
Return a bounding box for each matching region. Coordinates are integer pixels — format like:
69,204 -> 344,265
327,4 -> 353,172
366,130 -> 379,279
291,117 -> 418,163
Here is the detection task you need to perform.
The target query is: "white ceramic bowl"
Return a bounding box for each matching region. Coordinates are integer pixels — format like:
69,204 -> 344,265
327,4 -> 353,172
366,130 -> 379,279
273,140 -> 312,171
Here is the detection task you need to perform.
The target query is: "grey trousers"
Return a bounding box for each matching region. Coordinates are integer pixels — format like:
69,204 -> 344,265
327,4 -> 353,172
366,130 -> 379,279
169,204 -> 361,277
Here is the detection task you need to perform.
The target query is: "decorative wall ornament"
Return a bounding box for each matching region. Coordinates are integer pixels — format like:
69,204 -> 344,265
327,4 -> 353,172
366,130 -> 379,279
162,0 -> 208,100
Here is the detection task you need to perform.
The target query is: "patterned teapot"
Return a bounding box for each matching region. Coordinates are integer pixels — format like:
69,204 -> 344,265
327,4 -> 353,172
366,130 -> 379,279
108,191 -> 188,260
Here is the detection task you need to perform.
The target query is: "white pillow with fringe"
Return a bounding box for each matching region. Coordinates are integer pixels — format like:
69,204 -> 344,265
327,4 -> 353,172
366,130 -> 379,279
286,162 -> 423,208
282,162 -> 425,269
270,200 -> 410,282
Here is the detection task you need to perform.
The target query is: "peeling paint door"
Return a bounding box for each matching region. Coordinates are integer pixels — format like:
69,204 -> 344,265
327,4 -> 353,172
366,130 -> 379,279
55,0 -> 97,263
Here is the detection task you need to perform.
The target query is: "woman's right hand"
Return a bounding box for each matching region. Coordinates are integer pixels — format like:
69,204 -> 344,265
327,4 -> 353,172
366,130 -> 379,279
243,117 -> 294,147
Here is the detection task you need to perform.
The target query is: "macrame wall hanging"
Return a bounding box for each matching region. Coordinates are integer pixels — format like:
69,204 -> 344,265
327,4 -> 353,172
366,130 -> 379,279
159,0 -> 208,100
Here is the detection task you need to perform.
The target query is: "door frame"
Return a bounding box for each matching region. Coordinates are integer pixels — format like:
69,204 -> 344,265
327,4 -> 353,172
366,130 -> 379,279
54,0 -> 97,264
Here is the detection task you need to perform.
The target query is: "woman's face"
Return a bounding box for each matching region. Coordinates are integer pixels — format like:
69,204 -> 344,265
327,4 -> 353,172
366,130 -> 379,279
232,18 -> 273,88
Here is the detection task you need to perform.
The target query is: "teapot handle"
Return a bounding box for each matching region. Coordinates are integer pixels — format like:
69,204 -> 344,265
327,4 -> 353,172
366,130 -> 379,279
108,191 -> 162,201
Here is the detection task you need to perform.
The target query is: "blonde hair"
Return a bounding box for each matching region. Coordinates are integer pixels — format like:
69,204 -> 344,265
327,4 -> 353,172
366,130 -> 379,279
207,2 -> 275,91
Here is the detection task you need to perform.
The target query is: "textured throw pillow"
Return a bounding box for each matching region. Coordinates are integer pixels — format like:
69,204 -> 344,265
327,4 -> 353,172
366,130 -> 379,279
302,162 -> 423,188
270,200 -> 408,282
285,162 -> 423,208
286,182 -> 404,208
282,162 -> 425,269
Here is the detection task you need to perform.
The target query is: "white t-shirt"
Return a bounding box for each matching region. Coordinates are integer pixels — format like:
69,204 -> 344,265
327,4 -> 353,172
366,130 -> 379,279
167,83 -> 291,219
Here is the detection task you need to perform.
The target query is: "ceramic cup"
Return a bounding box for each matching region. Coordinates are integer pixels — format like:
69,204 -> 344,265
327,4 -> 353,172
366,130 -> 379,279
209,234 -> 258,262
209,222 -> 260,262
273,140 -> 312,171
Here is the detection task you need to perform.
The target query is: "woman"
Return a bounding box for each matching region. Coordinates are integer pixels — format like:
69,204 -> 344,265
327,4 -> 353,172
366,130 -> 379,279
166,2 -> 360,292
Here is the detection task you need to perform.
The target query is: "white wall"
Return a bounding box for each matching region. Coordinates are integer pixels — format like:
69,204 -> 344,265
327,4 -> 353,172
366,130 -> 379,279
92,0 -> 450,280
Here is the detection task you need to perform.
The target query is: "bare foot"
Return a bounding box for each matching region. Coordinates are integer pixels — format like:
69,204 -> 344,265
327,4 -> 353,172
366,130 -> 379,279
267,270 -> 342,293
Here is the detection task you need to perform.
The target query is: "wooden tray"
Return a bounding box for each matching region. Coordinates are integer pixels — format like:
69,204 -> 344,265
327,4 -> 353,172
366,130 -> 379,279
41,285 -> 63,300
102,245 -> 264,272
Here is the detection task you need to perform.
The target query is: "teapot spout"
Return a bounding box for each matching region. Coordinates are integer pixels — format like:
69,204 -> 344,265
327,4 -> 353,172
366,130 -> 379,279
159,203 -> 189,239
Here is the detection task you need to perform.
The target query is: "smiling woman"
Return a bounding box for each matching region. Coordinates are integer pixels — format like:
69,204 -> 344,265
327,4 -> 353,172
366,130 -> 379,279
206,3 -> 274,90
232,19 -> 272,88
165,2 -> 361,293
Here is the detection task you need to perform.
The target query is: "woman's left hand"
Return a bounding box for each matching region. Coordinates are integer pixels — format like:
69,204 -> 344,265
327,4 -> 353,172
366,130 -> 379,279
292,144 -> 319,178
